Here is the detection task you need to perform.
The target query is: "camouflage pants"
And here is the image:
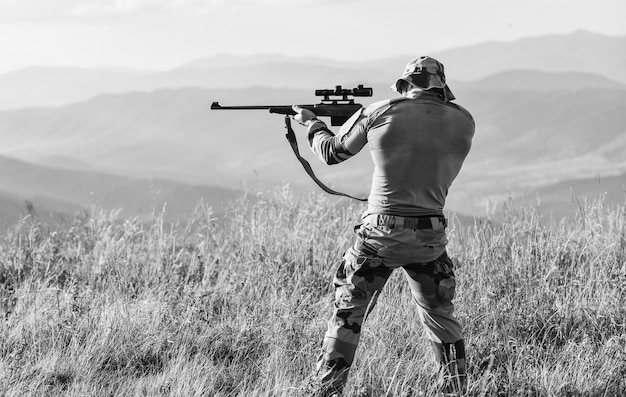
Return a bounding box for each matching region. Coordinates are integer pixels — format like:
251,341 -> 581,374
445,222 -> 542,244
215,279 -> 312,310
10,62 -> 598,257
315,214 -> 466,393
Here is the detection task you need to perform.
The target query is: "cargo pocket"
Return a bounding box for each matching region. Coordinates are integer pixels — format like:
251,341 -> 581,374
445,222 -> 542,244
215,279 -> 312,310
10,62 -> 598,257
342,247 -> 382,274
434,253 -> 456,304
335,247 -> 386,304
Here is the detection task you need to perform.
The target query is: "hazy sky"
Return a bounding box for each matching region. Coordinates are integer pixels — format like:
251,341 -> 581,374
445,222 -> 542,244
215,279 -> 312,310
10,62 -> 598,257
0,0 -> 624,73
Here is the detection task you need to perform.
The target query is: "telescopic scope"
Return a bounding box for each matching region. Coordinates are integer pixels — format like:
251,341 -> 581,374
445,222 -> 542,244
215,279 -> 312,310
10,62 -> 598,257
315,85 -> 373,98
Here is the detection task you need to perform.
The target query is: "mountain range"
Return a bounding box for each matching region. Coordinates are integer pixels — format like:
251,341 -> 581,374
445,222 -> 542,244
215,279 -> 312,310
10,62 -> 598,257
0,154 -> 239,227
0,30 -> 624,225
1,30 -> 624,110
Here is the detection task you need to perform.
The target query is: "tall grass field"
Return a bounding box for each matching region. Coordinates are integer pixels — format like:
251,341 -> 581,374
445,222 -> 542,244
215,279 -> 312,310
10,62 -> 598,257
0,186 -> 624,396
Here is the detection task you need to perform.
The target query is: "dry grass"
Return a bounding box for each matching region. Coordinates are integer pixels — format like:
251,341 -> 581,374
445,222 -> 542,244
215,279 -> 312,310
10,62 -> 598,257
0,186 -> 624,396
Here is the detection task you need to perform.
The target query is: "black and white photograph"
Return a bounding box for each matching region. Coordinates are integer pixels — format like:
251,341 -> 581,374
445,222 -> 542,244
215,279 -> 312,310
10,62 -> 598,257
0,1 -> 624,396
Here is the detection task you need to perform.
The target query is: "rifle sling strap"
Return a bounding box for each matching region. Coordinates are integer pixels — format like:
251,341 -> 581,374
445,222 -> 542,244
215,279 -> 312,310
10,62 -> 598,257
283,116 -> 368,202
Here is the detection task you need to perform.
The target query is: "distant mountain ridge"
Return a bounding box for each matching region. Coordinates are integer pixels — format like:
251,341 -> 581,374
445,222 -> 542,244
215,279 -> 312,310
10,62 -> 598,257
530,171 -> 626,220
0,154 -> 239,228
0,80 -> 624,216
0,189 -> 82,227
433,30 -> 626,82
0,30 -> 624,110
455,70 -> 625,91
0,30 -> 625,220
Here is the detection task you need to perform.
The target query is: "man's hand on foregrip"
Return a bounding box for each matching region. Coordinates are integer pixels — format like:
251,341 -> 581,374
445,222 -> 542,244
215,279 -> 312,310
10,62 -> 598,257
292,105 -> 319,127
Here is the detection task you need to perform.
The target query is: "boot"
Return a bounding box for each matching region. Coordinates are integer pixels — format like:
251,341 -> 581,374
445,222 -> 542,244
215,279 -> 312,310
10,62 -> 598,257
431,339 -> 467,396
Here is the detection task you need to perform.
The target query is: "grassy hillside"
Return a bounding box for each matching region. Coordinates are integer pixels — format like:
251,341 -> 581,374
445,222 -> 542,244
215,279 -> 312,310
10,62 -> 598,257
0,186 -> 624,396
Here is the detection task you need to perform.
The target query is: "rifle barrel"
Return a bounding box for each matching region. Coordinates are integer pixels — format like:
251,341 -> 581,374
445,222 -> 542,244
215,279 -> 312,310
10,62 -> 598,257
211,102 -> 274,110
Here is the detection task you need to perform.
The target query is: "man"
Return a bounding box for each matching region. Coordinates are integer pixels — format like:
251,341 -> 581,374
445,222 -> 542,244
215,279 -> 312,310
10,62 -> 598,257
292,56 -> 475,396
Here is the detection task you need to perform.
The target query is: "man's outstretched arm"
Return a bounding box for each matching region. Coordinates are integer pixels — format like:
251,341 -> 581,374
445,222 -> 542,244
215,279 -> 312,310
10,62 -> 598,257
293,105 -> 368,165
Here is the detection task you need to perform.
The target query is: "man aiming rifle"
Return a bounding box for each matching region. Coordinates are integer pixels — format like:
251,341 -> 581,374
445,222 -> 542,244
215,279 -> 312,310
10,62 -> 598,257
211,56 -> 475,396
291,56 -> 475,397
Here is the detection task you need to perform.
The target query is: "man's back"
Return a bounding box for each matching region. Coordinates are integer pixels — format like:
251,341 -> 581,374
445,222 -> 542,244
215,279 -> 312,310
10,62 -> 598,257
293,56 -> 475,397
365,91 -> 474,217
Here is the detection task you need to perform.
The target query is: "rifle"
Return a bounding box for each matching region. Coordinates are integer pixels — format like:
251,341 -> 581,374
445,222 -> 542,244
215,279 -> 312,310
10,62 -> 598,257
210,85 -> 373,202
210,84 -> 373,126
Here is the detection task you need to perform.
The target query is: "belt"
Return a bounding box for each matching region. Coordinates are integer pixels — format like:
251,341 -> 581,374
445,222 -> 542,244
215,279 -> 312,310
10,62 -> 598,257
366,214 -> 447,231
